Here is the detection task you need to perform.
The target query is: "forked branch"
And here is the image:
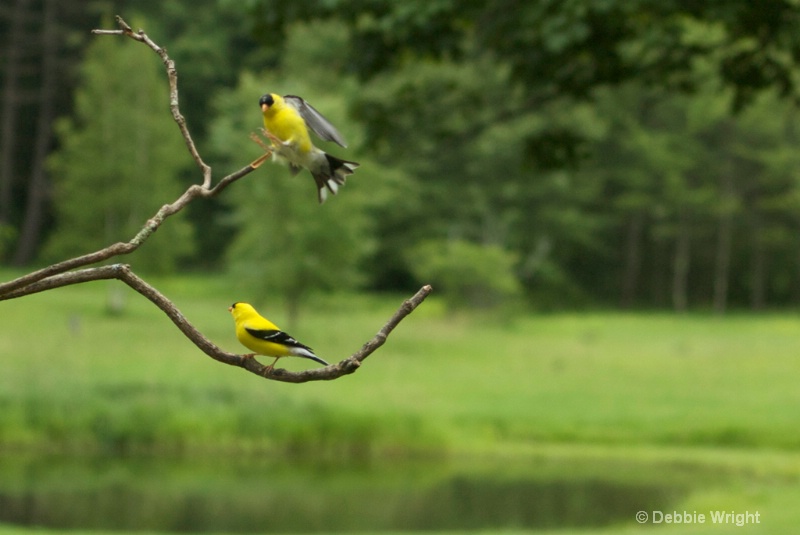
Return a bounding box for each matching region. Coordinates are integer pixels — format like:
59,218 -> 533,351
0,16 -> 430,382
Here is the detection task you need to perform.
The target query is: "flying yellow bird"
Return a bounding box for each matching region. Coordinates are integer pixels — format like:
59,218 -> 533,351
259,93 -> 359,203
228,302 -> 329,370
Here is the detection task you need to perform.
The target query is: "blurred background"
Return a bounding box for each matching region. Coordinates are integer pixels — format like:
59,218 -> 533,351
2,1 -> 800,534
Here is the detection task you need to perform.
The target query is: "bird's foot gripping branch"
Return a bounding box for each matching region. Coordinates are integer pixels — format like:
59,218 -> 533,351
0,15 -> 431,383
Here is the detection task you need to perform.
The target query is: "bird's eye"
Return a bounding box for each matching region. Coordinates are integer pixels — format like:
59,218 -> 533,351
259,94 -> 274,107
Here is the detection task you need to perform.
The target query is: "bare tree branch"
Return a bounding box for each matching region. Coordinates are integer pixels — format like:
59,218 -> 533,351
93,15 -> 210,185
0,16 -> 431,382
0,263 -> 433,383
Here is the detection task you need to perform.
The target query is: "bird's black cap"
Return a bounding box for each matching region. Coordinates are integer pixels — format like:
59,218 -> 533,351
259,94 -> 274,108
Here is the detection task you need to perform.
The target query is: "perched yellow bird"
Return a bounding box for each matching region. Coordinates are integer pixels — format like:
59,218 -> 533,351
259,93 -> 359,203
228,302 -> 329,370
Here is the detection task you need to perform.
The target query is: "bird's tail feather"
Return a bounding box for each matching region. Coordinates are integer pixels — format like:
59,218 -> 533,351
295,348 -> 329,366
306,354 -> 329,366
312,154 -> 360,203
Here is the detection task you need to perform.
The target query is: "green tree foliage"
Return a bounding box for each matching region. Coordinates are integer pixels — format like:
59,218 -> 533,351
8,1 -> 800,311
347,49 -> 613,306
245,0 -> 800,142
577,84 -> 800,310
0,224 -> 15,259
239,0 -> 800,310
409,239 -> 521,311
223,158 -> 374,326
0,1 -> 102,263
44,28 -> 194,273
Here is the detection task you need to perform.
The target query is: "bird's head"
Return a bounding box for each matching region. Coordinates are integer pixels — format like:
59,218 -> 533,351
259,93 -> 277,113
229,302 -> 257,321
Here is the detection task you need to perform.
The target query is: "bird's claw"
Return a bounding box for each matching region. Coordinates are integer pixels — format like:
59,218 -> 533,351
260,128 -> 290,147
262,357 -> 282,375
249,131 -> 272,152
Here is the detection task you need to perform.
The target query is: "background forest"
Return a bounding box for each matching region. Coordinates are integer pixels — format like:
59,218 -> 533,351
3,0 -> 800,315
4,3 -> 800,534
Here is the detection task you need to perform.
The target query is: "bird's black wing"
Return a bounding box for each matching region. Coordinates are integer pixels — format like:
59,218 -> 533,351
244,327 -> 314,352
283,95 -> 348,148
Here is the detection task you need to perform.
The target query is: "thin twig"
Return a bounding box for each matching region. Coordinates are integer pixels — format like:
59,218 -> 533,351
93,15 -> 211,185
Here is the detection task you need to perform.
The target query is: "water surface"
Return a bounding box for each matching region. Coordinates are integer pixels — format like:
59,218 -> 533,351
0,453 -> 688,532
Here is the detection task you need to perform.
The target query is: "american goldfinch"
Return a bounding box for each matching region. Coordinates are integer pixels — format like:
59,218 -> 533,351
228,302 -> 329,370
259,93 -> 359,203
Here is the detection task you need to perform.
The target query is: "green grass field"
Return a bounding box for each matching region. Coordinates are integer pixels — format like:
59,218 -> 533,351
1,270 -> 800,534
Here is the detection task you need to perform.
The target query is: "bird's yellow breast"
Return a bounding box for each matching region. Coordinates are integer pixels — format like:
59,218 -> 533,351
262,102 -> 313,154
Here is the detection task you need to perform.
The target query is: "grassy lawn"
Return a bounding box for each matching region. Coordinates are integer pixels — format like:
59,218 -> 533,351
1,269 -> 800,533
3,270 -> 799,453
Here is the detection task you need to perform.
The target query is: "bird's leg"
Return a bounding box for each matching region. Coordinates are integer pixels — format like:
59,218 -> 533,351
263,356 -> 281,373
247,132 -> 275,168
242,353 -> 256,358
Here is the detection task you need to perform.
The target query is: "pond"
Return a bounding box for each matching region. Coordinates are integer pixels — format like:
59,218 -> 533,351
0,453 -> 688,532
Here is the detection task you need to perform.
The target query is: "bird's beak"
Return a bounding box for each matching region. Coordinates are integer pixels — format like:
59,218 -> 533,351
261,103 -> 269,112
227,306 -> 233,312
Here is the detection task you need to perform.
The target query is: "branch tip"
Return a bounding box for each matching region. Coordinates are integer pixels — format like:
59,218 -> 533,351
115,15 -> 132,32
